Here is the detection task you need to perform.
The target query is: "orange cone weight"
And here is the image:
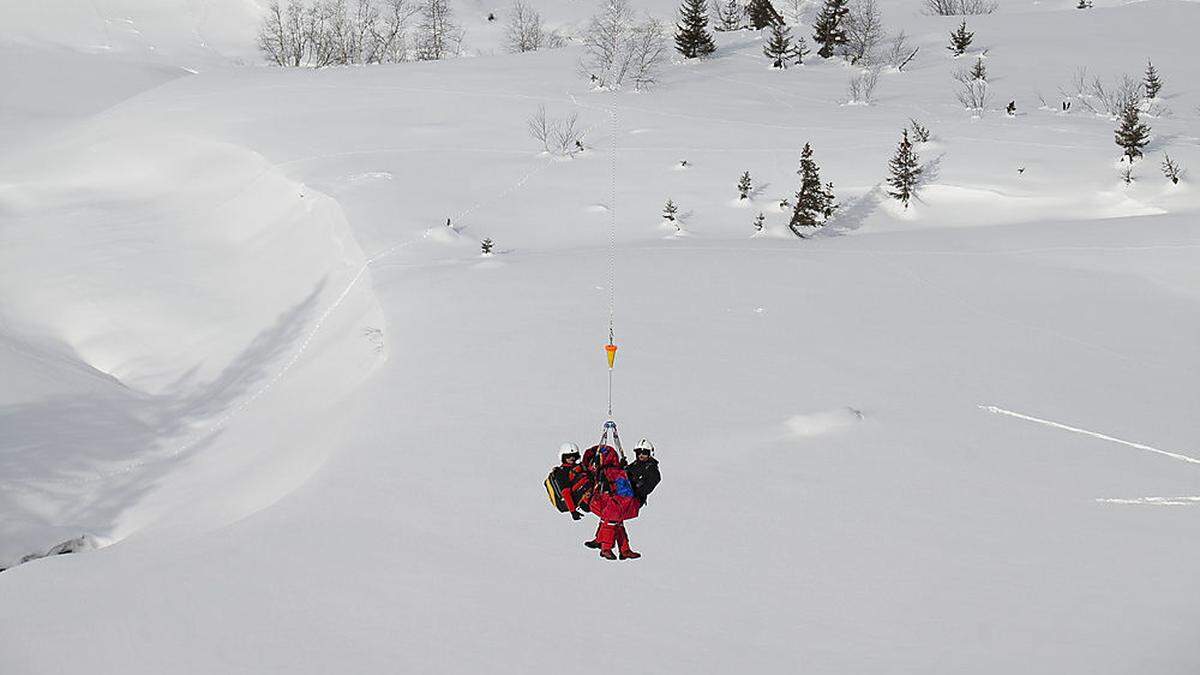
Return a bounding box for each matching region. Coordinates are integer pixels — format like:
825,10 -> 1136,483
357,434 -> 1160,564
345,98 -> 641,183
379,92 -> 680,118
605,343 -> 618,369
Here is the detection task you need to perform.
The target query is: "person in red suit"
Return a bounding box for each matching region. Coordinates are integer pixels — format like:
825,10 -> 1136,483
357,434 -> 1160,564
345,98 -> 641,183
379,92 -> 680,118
581,444 -> 641,560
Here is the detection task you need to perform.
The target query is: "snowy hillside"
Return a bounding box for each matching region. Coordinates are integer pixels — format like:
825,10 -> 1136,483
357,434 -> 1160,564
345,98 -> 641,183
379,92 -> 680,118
2,0 -> 1199,672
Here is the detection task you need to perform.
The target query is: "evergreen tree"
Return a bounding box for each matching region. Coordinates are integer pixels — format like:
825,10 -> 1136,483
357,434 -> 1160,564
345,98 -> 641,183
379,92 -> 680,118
789,143 -> 836,236
754,212 -> 766,231
947,20 -> 973,56
1161,154 -> 1181,184
746,0 -> 784,29
676,0 -> 718,58
792,35 -> 810,64
1114,103 -> 1151,162
481,238 -> 495,254
1143,60 -> 1162,99
886,129 -> 922,208
738,171 -> 753,198
812,0 -> 850,59
663,198 -> 679,220
763,22 -> 794,68
969,56 -> 986,81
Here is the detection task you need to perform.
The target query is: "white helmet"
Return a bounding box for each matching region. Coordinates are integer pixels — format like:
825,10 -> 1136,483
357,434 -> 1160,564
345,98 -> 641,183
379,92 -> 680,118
635,439 -> 654,453
559,442 -> 580,457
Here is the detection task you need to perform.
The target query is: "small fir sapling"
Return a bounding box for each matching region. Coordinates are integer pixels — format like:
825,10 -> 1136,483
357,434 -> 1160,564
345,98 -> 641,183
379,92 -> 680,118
1115,103 -> 1151,161
778,197 -> 790,209
1075,0 -> 1092,8
754,212 -> 766,232
792,35 -> 811,64
909,118 -> 931,142
680,159 -> 689,168
812,0 -> 850,59
947,20 -> 973,56
885,129 -> 922,208
1006,100 -> 1016,115
738,171 -> 753,199
1120,164 -> 1133,185
789,142 -> 837,236
970,56 -> 986,81
663,199 -> 679,221
1161,154 -> 1182,184
764,22 -> 794,68
1143,60 -> 1162,99
481,238 -> 495,254
675,0 -> 718,58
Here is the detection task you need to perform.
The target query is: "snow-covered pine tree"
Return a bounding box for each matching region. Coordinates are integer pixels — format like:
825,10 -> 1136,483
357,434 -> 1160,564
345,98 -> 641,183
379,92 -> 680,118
1143,60 -> 1162,99
886,129 -> 922,208
969,56 -> 986,81
789,143 -> 836,236
754,212 -> 766,231
676,0 -> 718,58
763,22 -> 794,68
1114,102 -> 1151,162
481,238 -> 495,254
738,171 -> 753,198
663,198 -> 679,220
1161,154 -> 1182,184
812,0 -> 850,59
792,35 -> 811,64
947,20 -> 973,57
746,0 -> 784,29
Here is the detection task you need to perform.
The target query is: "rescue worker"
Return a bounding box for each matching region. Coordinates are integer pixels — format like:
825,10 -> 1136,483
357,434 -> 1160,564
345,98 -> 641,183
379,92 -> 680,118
582,444 -> 641,560
625,439 -> 661,506
550,442 -> 591,520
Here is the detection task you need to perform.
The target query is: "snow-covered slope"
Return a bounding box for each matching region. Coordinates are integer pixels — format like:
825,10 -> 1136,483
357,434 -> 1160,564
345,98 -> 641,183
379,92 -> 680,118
1,0 -> 1199,672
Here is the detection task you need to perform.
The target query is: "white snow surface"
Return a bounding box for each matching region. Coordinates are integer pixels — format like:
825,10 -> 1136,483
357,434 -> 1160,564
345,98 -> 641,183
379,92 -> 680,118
2,0 -> 1200,672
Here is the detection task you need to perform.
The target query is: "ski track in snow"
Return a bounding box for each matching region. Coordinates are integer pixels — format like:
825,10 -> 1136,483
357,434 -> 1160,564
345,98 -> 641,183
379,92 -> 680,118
980,406 -> 1200,506
979,405 -> 1200,466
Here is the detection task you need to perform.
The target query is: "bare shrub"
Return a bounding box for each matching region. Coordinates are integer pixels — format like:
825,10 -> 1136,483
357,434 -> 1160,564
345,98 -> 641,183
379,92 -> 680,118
1058,68 -> 1167,118
954,69 -> 990,110
414,0 -> 463,60
628,18 -> 670,90
550,113 -> 585,155
843,0 -> 885,65
258,0 -> 419,66
924,0 -> 997,14
505,0 -> 544,53
884,30 -> 918,71
847,69 -> 879,104
581,0 -> 667,90
528,107 -> 587,156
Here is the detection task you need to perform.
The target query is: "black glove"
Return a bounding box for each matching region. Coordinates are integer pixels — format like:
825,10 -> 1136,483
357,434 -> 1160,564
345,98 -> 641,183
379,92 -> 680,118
570,511 -> 583,520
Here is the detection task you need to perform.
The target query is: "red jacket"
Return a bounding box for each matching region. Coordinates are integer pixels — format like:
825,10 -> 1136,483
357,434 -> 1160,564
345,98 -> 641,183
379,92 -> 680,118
584,445 -> 641,522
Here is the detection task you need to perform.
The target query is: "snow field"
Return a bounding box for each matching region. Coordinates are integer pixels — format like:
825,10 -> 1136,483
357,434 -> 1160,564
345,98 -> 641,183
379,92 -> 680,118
2,0 -> 1200,671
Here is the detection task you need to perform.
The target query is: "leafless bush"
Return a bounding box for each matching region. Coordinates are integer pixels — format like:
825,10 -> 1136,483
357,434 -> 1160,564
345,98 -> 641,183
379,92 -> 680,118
550,113 -> 585,155
581,0 -> 667,90
954,69 -> 990,110
528,105 -> 551,152
884,30 -> 919,71
843,0 -> 885,65
924,0 -> 997,14
414,0 -> 463,60
258,0 -> 419,66
505,0 -> 544,53
1056,68 -> 1173,118
528,107 -> 586,156
628,18 -> 670,90
847,69 -> 879,104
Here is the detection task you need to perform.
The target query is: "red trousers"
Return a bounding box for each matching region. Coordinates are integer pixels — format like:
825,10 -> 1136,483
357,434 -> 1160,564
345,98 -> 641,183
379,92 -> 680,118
594,521 -> 634,554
